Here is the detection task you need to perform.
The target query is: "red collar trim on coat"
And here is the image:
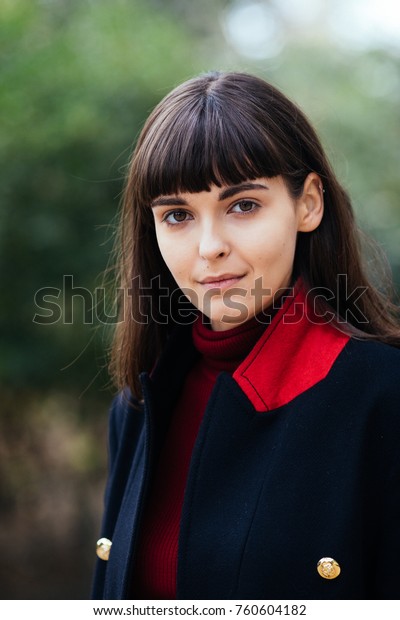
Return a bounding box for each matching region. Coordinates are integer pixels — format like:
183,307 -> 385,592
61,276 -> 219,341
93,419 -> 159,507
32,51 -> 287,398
233,281 -> 350,412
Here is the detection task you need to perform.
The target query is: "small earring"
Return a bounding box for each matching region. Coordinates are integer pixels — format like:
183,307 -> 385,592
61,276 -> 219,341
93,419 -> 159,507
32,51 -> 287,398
319,184 -> 325,194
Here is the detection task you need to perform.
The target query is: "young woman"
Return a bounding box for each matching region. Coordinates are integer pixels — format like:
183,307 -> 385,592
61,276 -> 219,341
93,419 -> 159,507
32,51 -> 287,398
92,71 -> 400,600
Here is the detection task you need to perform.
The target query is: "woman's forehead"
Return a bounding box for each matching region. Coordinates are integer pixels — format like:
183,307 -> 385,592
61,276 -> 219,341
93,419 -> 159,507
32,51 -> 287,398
139,114 -> 287,202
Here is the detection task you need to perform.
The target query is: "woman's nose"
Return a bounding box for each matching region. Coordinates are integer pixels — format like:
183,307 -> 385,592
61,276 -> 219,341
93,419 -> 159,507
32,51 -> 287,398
198,223 -> 230,261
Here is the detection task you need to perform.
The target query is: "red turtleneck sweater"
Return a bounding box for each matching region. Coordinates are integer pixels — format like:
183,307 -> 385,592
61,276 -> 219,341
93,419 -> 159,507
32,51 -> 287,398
131,314 -> 267,599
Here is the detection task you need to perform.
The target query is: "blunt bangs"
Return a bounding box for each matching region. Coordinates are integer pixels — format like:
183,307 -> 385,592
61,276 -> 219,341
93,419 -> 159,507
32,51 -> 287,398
135,76 -> 295,204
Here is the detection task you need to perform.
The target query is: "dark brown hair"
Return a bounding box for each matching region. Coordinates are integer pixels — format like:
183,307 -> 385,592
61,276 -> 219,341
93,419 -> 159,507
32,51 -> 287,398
110,71 -> 400,398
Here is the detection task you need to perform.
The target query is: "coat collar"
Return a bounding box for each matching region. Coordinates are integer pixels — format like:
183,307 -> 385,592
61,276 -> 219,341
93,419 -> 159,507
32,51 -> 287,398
233,281 -> 350,412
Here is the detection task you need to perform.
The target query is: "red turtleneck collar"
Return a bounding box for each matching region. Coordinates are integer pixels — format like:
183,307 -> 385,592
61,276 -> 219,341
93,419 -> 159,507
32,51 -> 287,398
191,313 -> 268,374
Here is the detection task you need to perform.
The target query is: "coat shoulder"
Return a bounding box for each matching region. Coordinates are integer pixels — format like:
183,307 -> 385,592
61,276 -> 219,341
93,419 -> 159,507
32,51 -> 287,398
108,388 -> 145,457
338,338 -> 400,454
340,337 -> 400,394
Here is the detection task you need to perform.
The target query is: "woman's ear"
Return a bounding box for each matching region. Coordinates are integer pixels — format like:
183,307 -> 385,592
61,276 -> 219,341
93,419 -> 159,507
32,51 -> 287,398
296,172 -> 324,232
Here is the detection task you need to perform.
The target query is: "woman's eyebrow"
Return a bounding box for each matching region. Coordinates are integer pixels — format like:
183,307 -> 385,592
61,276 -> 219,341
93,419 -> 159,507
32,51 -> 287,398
151,182 -> 269,208
218,182 -> 269,201
151,196 -> 188,208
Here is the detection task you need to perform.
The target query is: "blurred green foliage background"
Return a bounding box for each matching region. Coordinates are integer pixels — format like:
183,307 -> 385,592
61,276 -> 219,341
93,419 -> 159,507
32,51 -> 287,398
1,0 -> 399,599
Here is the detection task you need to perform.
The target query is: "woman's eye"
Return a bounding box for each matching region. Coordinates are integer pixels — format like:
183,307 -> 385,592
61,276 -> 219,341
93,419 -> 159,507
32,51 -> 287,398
230,200 -> 259,214
163,210 -> 190,225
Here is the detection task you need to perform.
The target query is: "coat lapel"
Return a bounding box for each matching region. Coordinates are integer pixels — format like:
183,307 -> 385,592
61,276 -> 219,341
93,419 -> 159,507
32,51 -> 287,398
233,283 -> 350,411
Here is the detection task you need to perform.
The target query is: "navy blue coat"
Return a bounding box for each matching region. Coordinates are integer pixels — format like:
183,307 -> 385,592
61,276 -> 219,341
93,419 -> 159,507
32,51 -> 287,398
92,287 -> 400,599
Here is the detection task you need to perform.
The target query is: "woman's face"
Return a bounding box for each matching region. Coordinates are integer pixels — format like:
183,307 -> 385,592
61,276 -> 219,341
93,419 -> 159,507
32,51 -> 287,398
151,174 -> 323,330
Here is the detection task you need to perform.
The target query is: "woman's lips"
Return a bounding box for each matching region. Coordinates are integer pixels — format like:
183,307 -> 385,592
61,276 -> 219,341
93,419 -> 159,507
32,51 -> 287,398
198,275 -> 245,291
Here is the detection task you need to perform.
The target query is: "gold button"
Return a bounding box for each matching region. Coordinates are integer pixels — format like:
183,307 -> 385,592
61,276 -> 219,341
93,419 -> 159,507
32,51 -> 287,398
317,557 -> 341,579
96,537 -> 112,561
